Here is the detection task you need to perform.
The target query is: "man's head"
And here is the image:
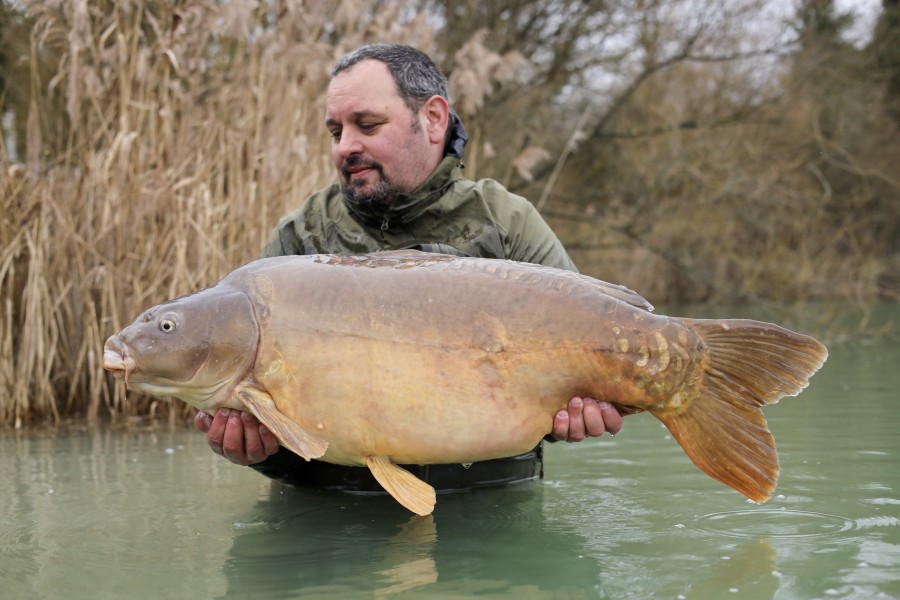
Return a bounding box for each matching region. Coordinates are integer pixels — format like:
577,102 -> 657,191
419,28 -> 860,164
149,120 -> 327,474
326,44 -> 452,211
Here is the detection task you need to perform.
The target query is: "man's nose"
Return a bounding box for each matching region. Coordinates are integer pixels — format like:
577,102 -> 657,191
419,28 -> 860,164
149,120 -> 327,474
335,128 -> 364,158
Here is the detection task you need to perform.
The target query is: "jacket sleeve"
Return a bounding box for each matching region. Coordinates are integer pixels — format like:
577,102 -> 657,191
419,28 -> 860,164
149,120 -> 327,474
248,446 -> 309,481
509,201 -> 577,271
261,211 -> 306,258
481,181 -> 577,272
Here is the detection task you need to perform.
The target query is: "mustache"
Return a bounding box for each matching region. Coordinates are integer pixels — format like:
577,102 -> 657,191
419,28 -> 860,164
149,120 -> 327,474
341,156 -> 382,179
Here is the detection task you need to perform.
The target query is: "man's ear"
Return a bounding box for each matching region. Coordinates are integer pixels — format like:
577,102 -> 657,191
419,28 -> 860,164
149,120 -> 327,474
421,95 -> 450,146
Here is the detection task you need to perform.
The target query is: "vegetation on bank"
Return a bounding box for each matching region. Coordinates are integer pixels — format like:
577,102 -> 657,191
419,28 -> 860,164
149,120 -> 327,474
1,0 -> 898,426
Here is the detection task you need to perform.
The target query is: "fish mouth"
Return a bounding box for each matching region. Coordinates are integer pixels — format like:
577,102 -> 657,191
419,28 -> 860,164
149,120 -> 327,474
103,338 -> 136,385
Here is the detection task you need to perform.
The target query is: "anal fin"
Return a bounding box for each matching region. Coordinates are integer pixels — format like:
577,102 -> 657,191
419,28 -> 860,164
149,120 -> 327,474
366,456 -> 436,516
237,385 -> 328,461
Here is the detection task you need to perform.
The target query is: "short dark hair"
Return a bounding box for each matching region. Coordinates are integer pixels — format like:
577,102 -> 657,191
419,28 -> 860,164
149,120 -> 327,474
332,44 -> 449,113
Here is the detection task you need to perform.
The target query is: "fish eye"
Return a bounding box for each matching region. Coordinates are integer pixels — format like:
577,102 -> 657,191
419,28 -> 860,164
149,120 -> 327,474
159,319 -> 176,333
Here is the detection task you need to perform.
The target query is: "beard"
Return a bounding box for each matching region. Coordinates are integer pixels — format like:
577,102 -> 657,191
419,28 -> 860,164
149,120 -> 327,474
340,157 -> 398,210
343,175 -> 396,209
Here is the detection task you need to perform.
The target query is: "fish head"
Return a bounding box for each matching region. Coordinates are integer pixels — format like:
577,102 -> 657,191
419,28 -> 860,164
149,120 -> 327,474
103,285 -> 259,412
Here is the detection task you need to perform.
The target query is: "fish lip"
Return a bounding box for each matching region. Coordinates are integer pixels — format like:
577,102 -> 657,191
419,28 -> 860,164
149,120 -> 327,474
102,343 -> 136,384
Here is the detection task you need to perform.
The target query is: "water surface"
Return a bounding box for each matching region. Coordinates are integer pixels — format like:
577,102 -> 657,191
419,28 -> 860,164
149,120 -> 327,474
2,309 -> 898,599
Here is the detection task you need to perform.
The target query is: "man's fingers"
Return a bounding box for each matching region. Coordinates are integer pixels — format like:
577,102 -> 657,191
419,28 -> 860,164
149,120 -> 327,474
551,408 -> 570,441
194,411 -> 212,433
554,397 -> 626,442
221,410 -> 250,465
241,412 -> 280,463
598,400 -> 624,435
241,412 -> 267,463
566,397 -> 586,442
259,423 -> 280,456
206,409 -> 230,456
582,398 -> 608,437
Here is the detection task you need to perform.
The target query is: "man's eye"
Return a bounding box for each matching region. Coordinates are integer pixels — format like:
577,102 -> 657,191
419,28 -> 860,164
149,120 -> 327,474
359,123 -> 379,132
329,130 -> 341,141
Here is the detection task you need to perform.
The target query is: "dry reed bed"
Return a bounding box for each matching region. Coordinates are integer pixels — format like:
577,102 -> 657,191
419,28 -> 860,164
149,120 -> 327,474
0,2 -> 377,425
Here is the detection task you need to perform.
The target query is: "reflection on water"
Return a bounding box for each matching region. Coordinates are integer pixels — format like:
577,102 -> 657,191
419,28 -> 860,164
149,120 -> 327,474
684,538 -> 779,599
220,481 -> 608,598
1,306 -> 898,599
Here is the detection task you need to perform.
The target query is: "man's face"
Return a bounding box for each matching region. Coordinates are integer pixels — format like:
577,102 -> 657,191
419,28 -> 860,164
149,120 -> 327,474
325,60 -> 441,208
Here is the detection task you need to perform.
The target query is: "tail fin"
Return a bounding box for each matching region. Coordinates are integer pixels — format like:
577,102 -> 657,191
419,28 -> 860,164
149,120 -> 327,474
655,319 -> 828,503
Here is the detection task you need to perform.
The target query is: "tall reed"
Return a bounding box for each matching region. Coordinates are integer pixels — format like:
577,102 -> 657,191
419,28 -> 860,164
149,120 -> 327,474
1,1 -> 428,425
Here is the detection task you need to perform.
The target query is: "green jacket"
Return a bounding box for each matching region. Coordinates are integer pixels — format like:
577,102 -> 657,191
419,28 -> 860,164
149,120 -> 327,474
250,154 -> 572,491
262,156 -> 576,272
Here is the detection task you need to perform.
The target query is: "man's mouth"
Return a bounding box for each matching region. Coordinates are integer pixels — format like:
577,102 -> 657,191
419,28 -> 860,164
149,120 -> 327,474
342,158 -> 380,181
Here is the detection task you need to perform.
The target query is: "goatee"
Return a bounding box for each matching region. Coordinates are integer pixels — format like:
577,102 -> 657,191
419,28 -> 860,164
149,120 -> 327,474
341,157 -> 397,209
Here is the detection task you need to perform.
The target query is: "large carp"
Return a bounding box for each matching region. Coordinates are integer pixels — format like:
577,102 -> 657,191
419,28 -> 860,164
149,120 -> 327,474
103,251 -> 827,515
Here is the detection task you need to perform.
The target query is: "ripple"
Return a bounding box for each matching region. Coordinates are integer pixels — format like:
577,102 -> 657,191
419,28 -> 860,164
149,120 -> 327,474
696,509 -> 854,539
232,519 -> 287,531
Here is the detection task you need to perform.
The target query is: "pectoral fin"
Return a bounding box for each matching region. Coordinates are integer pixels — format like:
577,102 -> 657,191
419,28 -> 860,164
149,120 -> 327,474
366,456 -> 436,516
237,385 -> 328,461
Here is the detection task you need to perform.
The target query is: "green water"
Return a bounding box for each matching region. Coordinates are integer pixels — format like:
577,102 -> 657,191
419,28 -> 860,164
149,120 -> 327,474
1,311 -> 898,599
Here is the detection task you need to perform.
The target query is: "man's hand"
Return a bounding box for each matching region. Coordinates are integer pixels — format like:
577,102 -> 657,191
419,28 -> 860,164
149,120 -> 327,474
197,395 -> 625,465
194,409 -> 279,466
551,396 -> 624,442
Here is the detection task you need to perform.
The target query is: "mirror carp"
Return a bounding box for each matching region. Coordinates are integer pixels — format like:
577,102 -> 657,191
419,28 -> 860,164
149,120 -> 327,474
103,251 -> 828,515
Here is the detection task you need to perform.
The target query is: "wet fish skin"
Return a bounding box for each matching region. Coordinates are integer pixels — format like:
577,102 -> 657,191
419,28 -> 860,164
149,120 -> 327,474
103,251 -> 828,515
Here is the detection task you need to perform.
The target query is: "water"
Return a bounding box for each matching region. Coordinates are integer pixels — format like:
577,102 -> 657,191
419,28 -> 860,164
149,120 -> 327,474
2,312 -> 898,599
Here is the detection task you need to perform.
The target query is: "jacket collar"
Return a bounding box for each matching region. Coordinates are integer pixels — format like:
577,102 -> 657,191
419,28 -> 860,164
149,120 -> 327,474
344,155 -> 465,232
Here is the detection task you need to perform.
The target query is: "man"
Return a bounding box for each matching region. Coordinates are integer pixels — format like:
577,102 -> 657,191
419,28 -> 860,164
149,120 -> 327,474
196,44 -> 624,492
